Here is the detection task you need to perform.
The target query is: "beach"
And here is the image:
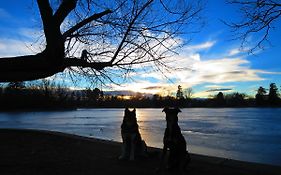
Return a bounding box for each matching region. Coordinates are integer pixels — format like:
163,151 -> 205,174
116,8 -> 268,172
0,128 -> 280,175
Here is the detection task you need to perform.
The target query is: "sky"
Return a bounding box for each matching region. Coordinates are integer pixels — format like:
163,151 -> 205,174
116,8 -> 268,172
0,0 -> 281,98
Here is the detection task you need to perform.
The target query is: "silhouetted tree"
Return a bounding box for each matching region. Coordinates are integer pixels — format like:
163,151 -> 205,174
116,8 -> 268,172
225,92 -> 246,106
255,86 -> 267,106
152,94 -> 162,107
40,79 -> 54,98
93,88 -> 103,100
184,87 -> 193,99
176,85 -> 186,107
215,92 -> 226,107
0,0 -> 203,83
84,87 -> 103,106
268,83 -> 279,106
55,84 -> 69,102
176,85 -> 184,99
226,0 -> 281,51
7,82 -> 26,89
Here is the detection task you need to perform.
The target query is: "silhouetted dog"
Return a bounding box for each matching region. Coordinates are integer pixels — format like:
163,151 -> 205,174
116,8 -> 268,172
119,108 -> 147,160
159,107 -> 190,172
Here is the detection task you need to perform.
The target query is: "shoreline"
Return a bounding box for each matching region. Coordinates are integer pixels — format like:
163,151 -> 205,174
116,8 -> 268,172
1,106 -> 281,112
0,128 -> 280,175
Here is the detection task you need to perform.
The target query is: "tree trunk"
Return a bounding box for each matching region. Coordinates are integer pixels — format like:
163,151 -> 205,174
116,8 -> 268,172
0,50 -> 65,82
0,0 -> 113,82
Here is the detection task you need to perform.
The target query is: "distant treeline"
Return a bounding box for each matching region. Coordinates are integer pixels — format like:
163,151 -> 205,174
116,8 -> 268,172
0,81 -> 280,110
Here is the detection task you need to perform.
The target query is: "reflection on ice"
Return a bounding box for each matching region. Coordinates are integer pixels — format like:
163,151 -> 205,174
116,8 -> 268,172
0,108 -> 281,166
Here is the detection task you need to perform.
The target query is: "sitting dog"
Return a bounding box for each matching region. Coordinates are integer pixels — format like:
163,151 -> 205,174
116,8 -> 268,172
119,108 -> 147,160
159,107 -> 190,172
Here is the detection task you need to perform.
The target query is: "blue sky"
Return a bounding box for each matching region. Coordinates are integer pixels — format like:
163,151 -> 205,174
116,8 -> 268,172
0,0 -> 281,98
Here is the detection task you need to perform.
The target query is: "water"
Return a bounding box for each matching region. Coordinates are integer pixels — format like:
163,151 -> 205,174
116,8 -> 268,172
0,108 -> 281,166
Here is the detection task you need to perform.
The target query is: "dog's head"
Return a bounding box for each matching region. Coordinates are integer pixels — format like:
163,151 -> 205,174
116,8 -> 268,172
162,107 -> 181,125
123,108 -> 137,126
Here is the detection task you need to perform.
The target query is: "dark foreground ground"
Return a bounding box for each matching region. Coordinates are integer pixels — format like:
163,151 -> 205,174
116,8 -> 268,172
0,129 -> 280,175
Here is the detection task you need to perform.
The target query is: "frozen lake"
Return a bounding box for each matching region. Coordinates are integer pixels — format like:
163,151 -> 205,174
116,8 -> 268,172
0,108 -> 281,166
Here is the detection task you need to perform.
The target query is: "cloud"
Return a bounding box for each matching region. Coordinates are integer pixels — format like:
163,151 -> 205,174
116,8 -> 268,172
107,81 -> 178,96
0,38 -> 34,57
0,26 -> 43,57
130,39 -> 281,97
228,48 -> 241,56
205,84 -> 235,89
256,70 -> 281,75
18,28 -> 43,40
183,41 -> 216,51
143,86 -> 163,90
166,56 -> 280,85
193,59 -> 271,84
206,88 -> 233,92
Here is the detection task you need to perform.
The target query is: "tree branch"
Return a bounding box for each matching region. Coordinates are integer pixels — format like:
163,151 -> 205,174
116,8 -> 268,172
110,0 -> 154,64
54,0 -> 78,25
37,0 -> 54,39
226,0 -> 281,51
63,9 -> 112,38
63,58 -> 112,70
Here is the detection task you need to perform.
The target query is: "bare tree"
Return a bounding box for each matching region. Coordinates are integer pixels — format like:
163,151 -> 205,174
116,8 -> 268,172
225,0 -> 281,51
0,0 -> 203,83
184,87 -> 193,99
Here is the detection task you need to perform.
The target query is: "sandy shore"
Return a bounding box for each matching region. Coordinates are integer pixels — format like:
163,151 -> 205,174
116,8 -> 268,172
0,128 -> 280,175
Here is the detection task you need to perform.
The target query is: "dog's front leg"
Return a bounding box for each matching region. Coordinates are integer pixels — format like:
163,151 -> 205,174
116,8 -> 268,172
156,144 -> 167,172
129,134 -> 136,161
119,134 -> 127,160
119,143 -> 126,160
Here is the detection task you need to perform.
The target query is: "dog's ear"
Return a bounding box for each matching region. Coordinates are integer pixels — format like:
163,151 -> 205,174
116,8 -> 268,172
125,108 -> 129,112
133,108 -> 136,112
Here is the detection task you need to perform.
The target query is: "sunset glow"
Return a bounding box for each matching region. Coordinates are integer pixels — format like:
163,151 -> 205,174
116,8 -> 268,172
0,0 -> 280,98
